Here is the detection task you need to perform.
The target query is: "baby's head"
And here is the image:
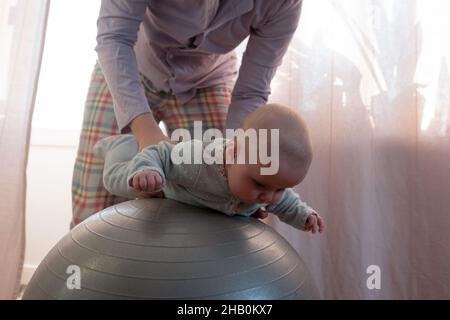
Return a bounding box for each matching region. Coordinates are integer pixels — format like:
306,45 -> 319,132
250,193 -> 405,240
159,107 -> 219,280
225,103 -> 313,204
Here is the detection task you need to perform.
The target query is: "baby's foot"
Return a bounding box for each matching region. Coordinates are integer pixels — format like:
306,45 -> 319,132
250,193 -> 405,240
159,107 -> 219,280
93,134 -> 136,159
130,170 -> 163,194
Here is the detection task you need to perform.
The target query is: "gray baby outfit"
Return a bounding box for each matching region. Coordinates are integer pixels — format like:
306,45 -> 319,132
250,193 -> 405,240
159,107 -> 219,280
95,134 -> 314,230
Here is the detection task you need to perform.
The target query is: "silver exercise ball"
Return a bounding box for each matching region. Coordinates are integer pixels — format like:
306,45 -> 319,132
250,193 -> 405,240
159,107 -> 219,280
23,198 -> 319,299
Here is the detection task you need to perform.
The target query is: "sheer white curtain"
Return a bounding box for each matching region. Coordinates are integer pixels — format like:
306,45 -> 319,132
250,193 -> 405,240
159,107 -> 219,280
0,0 -> 49,299
267,0 -> 450,299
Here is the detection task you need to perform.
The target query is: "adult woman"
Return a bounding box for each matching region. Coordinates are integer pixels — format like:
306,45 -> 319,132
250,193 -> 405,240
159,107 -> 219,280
71,0 -> 303,227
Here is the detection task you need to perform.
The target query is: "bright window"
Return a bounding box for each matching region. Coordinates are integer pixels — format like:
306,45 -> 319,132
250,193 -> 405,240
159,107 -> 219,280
32,0 -> 101,134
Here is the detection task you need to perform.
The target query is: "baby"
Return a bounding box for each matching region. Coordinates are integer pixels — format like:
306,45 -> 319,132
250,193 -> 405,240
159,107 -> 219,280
94,104 -> 324,233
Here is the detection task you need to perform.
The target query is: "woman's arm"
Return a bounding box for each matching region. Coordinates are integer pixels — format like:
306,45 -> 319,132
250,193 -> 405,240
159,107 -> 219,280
96,0 -> 167,149
226,0 -> 303,129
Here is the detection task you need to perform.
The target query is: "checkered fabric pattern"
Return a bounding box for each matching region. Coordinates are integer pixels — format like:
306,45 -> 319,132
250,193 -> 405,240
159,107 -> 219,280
71,63 -> 232,227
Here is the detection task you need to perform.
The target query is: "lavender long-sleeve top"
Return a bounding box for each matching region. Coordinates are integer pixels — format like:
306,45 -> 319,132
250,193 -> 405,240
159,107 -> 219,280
96,0 -> 302,131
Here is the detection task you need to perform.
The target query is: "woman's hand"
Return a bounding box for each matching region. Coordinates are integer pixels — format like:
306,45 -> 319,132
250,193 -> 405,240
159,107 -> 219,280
130,112 -> 169,151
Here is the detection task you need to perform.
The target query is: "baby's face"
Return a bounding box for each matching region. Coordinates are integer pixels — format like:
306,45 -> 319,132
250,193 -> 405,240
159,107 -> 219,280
226,161 -> 308,204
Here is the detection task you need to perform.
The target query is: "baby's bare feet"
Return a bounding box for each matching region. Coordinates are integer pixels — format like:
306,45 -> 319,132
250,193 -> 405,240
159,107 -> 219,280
130,170 -> 163,194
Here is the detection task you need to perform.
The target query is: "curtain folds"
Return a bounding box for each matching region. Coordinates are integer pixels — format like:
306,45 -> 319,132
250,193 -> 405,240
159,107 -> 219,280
268,0 -> 450,299
0,0 -> 50,299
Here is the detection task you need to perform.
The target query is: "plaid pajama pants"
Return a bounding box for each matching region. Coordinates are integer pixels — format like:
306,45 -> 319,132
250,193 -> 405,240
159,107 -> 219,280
71,63 -> 232,227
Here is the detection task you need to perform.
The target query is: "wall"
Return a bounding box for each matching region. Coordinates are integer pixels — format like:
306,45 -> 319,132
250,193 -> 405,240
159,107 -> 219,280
22,129 -> 79,284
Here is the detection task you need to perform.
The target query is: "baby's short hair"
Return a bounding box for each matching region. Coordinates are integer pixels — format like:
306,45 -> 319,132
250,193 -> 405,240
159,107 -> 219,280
239,103 -> 313,169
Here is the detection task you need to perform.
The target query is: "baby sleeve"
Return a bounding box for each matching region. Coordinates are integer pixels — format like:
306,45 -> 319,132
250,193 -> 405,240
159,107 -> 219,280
266,188 -> 315,230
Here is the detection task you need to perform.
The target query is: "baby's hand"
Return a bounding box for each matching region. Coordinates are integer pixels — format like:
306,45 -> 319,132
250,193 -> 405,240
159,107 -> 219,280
304,211 -> 324,234
252,207 -> 269,220
130,170 -> 163,194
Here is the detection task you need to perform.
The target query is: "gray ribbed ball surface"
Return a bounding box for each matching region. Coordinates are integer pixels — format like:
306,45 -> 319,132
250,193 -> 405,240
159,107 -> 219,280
23,199 -> 319,300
